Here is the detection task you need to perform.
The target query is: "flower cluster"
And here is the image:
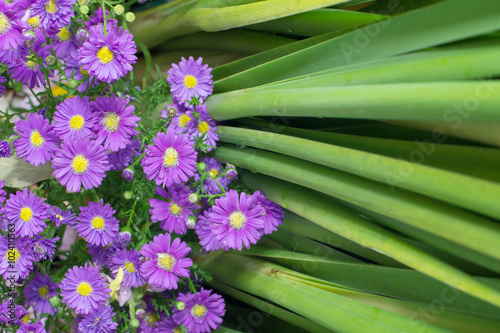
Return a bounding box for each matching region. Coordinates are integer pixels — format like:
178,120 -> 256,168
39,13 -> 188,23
0,1 -> 284,332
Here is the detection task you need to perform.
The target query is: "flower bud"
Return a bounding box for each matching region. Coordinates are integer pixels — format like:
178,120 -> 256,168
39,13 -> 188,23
49,295 -> 61,308
188,193 -> 198,203
0,141 -> 12,158
114,5 -> 124,15
121,168 -> 134,182
130,318 -> 140,328
103,83 -> 113,94
175,301 -> 185,311
166,106 -> 177,117
186,216 -> 196,229
76,29 -> 89,43
69,80 -> 79,89
226,168 -> 237,181
123,191 -> 133,200
125,12 -> 136,23
45,55 -> 56,66
80,5 -> 89,15
39,95 -> 49,104
197,162 -> 206,172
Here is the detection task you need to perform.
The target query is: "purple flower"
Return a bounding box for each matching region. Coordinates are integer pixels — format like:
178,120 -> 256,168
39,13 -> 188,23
52,139 -> 109,192
0,75 -> 6,96
162,97 -> 192,133
76,199 -> 119,247
156,316 -> 182,332
77,304 -> 118,333
0,0 -> 26,51
0,300 -> 27,325
208,190 -> 266,251
0,180 -> 5,206
187,105 -> 218,151
13,113 -> 59,166
142,129 -> 197,188
8,45 -> 51,89
110,249 -> 145,288
121,168 -> 134,182
30,0 -> 75,32
85,9 -> 118,30
252,191 -> 284,234
87,243 -> 115,266
137,297 -> 165,333
0,236 -> 33,281
107,139 -> 142,171
64,49 -> 98,93
51,26 -> 78,59
28,235 -> 60,261
53,96 -> 97,141
48,205 -> 77,227
4,188 -> 48,237
23,273 -> 58,315
78,23 -> 137,83
173,288 -> 225,333
167,57 -> 213,105
140,233 -> 193,290
92,94 -> 140,152
149,185 -> 200,234
195,211 -> 228,252
18,320 -> 47,333
194,157 -> 229,195
60,264 -> 111,314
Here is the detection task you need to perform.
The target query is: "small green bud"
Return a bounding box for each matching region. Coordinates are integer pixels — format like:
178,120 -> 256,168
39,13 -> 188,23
49,295 -> 62,308
208,198 -> 216,206
197,162 -> 206,172
80,5 -> 89,15
130,318 -> 140,328
114,5 -> 125,15
188,193 -> 198,203
124,191 -> 133,200
186,216 -> 196,229
45,55 -> 55,66
175,301 -> 185,311
39,95 -> 49,104
125,12 -> 136,23
69,80 -> 79,89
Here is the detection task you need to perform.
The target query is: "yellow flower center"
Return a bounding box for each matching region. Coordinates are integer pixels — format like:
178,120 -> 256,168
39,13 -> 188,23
46,0 -> 58,14
39,286 -> 49,299
71,154 -> 88,174
163,147 -> 179,168
77,282 -> 93,296
30,130 -> 45,148
173,327 -> 182,333
70,115 -> 85,130
198,121 -> 209,134
103,113 -> 120,132
0,13 -> 10,34
6,248 -> 20,263
22,314 -> 29,324
146,312 -> 159,327
169,203 -> 182,216
20,207 -> 33,222
229,211 -> 246,230
58,27 -> 72,41
27,16 -> 40,27
157,253 -> 176,271
124,261 -> 135,273
191,304 -> 208,318
184,75 -> 197,89
208,169 -> 218,178
56,214 -> 64,221
91,216 -> 105,230
97,46 -> 114,64
26,60 -> 38,69
179,114 -> 191,128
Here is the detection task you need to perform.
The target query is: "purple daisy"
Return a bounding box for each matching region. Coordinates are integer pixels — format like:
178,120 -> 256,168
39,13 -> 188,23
23,272 -> 58,315
142,129 -> 197,188
0,140 -> 12,157
13,113 -> 59,167
85,9 -> 118,30
0,236 -> 33,281
0,0 -> 26,51
76,199 -> 119,247
195,211 -> 229,252
48,205 -> 77,227
0,75 -> 6,96
167,57 -> 213,105
87,243 -> 116,266
107,139 -> 142,171
149,184 -> 200,235
30,0 -> 75,32
19,320 -> 47,333
162,97 -> 193,134
28,235 -> 60,261
4,188 -> 48,237
172,288 -> 225,333
8,44 -> 51,89
208,190 -> 266,251
187,105 -> 218,151
194,157 -> 229,195
110,249 -> 144,288
60,264 -> 111,314
53,96 -> 97,141
252,191 -> 284,235
92,94 -> 140,152
77,304 -> 118,333
65,49 -> 99,93
78,23 -> 137,83
137,296 -> 166,333
52,139 -> 109,192
156,316 -> 182,332
0,300 -> 27,325
140,233 -> 193,290
51,26 -> 78,59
